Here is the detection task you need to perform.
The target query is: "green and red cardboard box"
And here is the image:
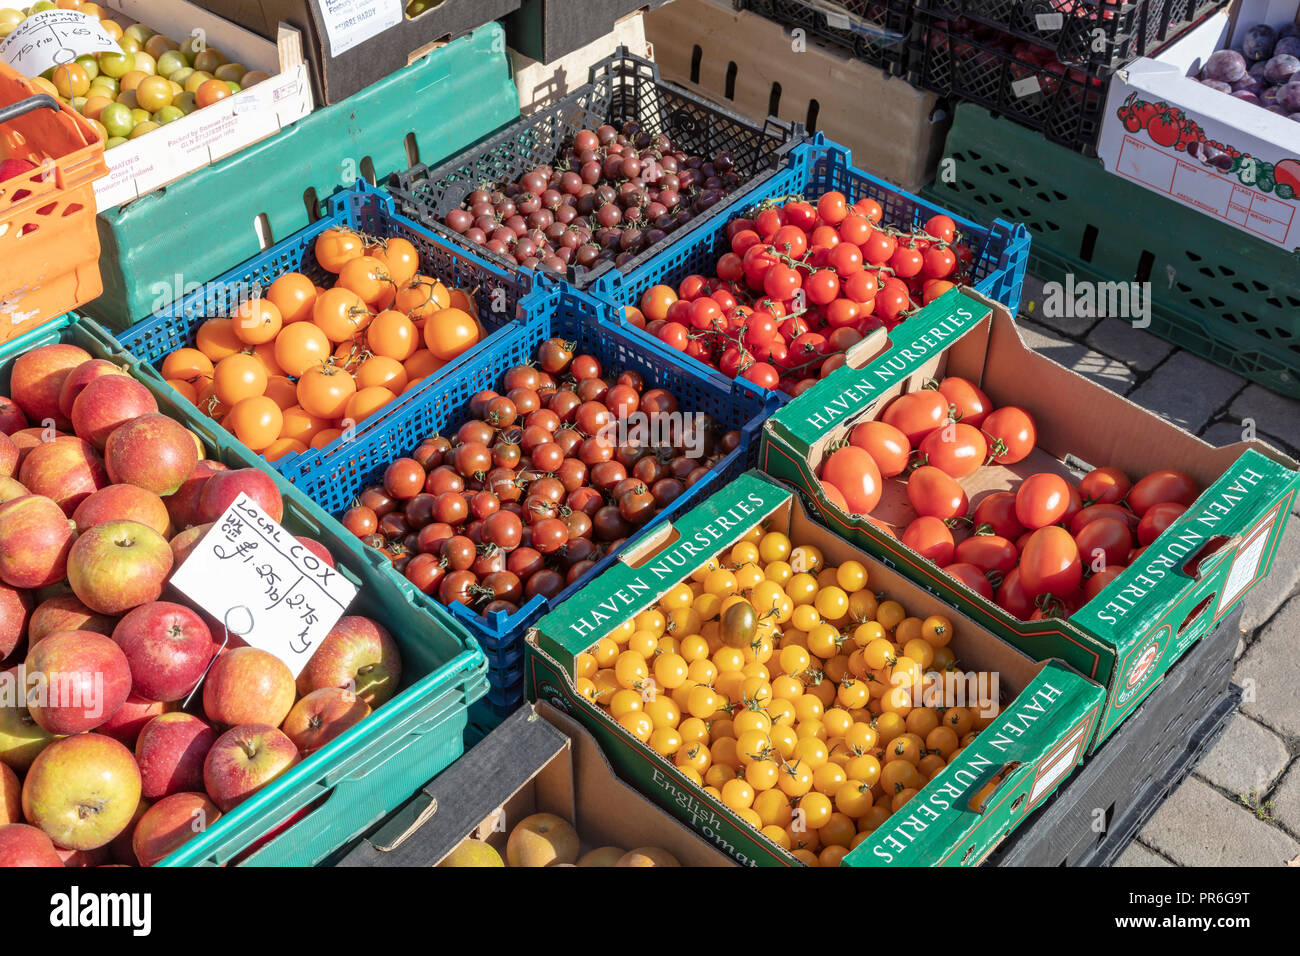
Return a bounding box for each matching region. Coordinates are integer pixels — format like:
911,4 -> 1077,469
526,470 -> 1105,867
760,287 -> 1299,752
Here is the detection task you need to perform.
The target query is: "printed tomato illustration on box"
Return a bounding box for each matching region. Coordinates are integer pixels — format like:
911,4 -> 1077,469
1116,92 -> 1300,200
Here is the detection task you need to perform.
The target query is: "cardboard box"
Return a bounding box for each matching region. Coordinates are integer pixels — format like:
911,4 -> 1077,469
645,0 -> 948,192
760,287 -> 1300,751
509,9 -> 651,114
335,702 -> 732,866
191,0 -> 520,105
527,471 -> 1105,867
1099,0 -> 1300,251
505,0 -> 670,64
93,0 -> 313,211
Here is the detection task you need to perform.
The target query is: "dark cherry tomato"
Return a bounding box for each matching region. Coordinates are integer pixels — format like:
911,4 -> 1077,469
506,546 -> 545,579
404,552 -> 445,594
378,513 -> 410,538
567,486 -> 604,517
416,521 -> 454,555
592,505 -> 630,541
434,491 -> 469,525
454,442 -> 493,478
457,420 -> 495,447
618,484 -> 656,525
342,505 -> 378,537
425,465 -> 465,496
650,478 -> 685,509
590,461 -> 628,493
482,510 -> 523,550
487,467 -> 522,503
404,494 -> 436,529
359,486 -> 397,517
439,570 -> 478,606
384,458 -> 426,500
532,517 -> 570,554
482,570 -> 523,604
524,569 -> 565,599
441,535 -> 477,571
556,458 -> 587,492
472,546 -> 506,577
564,509 -> 593,540
470,491 -> 501,520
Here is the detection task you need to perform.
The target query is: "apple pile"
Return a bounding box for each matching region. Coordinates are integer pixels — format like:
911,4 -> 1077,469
0,343 -> 402,867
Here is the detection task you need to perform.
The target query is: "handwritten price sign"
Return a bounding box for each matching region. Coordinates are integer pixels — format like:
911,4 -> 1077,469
170,493 -> 357,678
0,9 -> 122,78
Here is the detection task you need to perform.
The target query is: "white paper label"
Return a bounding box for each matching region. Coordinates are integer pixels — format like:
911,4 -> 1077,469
314,0 -> 403,57
824,11 -> 851,30
1035,12 -> 1064,30
0,9 -> 122,78
170,494 -> 357,678
1218,526 -> 1270,612
1011,75 -> 1042,98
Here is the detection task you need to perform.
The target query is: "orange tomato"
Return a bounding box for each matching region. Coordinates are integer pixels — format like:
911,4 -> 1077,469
195,79 -> 232,108
378,238 -> 418,286
266,272 -> 318,324
344,386 -> 394,423
423,307 -> 480,361
160,347 -> 213,383
225,396 -> 283,452
279,405 -> 327,445
212,353 -> 268,406
639,284 -> 678,322
313,287 -> 372,343
195,318 -> 242,362
166,378 -> 197,404
310,427 -> 342,449
338,255 -> 396,309
447,287 -> 478,318
395,275 -> 449,324
263,375 -> 299,410
353,355 -> 407,393
249,342 -> 284,378
296,363 -> 356,420
314,228 -> 364,274
365,309 -> 418,360
263,438 -> 308,462
274,322 -> 332,378
403,349 -> 442,382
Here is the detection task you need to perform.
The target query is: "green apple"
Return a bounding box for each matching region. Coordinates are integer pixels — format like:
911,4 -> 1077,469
21,734 -> 141,851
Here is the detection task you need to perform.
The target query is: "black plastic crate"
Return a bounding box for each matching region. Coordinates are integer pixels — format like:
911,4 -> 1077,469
909,13 -> 1110,155
388,48 -> 802,289
736,0 -> 912,74
989,605 -> 1241,867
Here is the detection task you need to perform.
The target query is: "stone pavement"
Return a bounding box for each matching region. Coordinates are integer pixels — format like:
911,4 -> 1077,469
1015,276 -> 1300,867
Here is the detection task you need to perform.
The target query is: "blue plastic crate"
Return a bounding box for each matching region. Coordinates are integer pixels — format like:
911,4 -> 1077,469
280,283 -> 779,712
587,134 -> 1032,402
113,181 -> 534,480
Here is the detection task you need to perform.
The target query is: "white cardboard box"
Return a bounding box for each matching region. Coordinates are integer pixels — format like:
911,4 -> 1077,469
92,0 -> 313,211
1099,0 -> 1300,251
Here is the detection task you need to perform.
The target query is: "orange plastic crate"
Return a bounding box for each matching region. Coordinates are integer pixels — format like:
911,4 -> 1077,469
0,62 -> 107,342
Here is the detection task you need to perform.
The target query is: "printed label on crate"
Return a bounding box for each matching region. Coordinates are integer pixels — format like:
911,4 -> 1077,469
1034,12 -> 1064,30
312,0 -> 403,57
824,10 -> 852,30
171,493 -> 357,677
1011,75 -> 1042,98
1027,719 -> 1089,807
0,9 -> 121,77
1216,512 -> 1274,615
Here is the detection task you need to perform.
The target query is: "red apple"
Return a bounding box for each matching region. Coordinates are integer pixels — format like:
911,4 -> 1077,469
0,396 -> 27,435
0,495 -> 75,589
0,433 -> 16,479
0,668 -> 57,772
132,791 -> 221,866
107,796 -> 148,866
135,712 -> 217,800
9,428 -> 53,473
21,733 -> 142,850
70,374 -> 159,450
24,630 -> 133,734
297,616 -> 402,707
72,483 -> 171,537
163,459 -> 227,531
0,823 -> 64,866
56,844 -> 110,867
17,436 -> 108,516
9,344 -> 91,428
0,761 -> 20,824
202,647 -> 295,728
0,582 -> 30,661
0,477 -> 28,505
168,522 -> 213,565
203,724 -> 298,812
97,693 -> 171,749
296,536 -> 335,569
59,359 -> 129,421
28,594 -> 116,643
282,687 -> 369,754
198,467 -> 283,524
104,413 -> 199,497
67,519 -> 173,615
112,601 -> 213,702
0,157 -> 35,182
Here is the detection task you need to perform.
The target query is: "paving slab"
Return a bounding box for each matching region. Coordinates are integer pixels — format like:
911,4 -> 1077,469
1018,275 -> 1102,337
1127,351 -> 1246,434
1086,317 -> 1175,372
1015,320 -> 1136,394
1139,776 -> 1299,866
1269,760 -> 1300,838
1192,714 -> 1291,797
1228,386 -> 1300,455
1238,517 -> 1300,634
1115,842 -> 1174,866
1233,594 -> 1300,738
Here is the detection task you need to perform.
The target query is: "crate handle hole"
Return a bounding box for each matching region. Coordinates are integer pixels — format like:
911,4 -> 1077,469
360,156 -> 377,186
806,99 -> 820,134
62,202 -> 83,217
1079,223 -> 1097,263
1178,592 -> 1216,634
690,44 -> 703,85
254,212 -> 273,252
768,81 -> 782,117
1135,249 -> 1155,284
724,60 -> 738,100
405,132 -> 420,169
303,187 -> 320,224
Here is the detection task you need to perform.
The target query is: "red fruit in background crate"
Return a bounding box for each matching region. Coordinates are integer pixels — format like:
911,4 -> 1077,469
0,159 -> 36,182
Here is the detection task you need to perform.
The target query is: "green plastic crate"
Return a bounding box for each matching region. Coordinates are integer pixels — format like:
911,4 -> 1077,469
0,315 -> 489,867
86,23 -> 519,331
923,105 -> 1300,399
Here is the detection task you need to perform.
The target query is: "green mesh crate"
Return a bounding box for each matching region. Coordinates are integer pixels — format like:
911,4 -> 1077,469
923,105 -> 1300,398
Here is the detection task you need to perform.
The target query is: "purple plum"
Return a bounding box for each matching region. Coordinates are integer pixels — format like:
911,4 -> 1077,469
1267,104 -> 1289,114
1231,76 -> 1263,94
1278,80 -> 1300,112
1205,48 -> 1248,82
1242,24 -> 1277,61
1282,24 -> 1300,40
1264,53 -> 1300,83
1275,36 -> 1300,58
1202,78 -> 1233,92
1262,86 -> 1281,107
1248,59 -> 1270,82
1232,90 -> 1261,104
